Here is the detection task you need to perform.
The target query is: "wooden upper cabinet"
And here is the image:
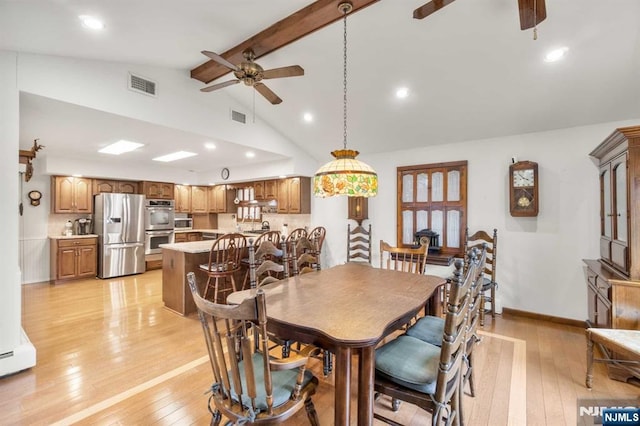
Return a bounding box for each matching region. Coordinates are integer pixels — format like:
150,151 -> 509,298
253,181 -> 265,201
277,177 -> 310,214
191,186 -> 208,213
264,180 -> 277,199
93,179 -> 139,194
52,176 -> 93,213
207,185 -> 231,213
141,181 -> 174,200
174,185 -> 192,213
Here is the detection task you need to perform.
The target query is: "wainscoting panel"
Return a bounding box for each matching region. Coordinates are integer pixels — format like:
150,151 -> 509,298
20,238 -> 50,284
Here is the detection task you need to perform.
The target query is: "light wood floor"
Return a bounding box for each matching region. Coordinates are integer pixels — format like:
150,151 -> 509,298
3,270 -> 638,425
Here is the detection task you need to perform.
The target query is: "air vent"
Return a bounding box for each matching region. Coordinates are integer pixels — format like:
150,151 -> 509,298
128,72 -> 157,97
0,351 -> 14,360
231,109 -> 246,124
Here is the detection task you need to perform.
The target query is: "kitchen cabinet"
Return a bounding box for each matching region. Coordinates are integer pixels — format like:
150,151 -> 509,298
50,237 -> 97,283
141,181 -> 174,200
93,179 -> 139,194
52,176 -> 93,213
174,185 -> 192,213
207,185 -> 232,213
191,186 -> 208,213
264,180 -> 277,199
174,232 -> 202,243
277,177 -> 310,214
253,181 -> 264,200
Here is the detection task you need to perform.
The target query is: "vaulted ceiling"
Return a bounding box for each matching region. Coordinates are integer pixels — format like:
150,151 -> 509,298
2,0 -> 640,173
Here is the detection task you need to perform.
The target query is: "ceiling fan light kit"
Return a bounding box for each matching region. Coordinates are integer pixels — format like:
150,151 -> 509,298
313,1 -> 378,198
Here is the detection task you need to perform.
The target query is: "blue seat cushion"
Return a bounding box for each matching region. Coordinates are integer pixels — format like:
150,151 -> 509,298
375,335 -> 440,394
482,277 -> 496,291
225,353 -> 314,411
405,315 -> 445,346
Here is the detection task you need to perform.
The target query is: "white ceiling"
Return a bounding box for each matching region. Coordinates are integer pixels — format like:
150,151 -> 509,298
3,0 -> 640,173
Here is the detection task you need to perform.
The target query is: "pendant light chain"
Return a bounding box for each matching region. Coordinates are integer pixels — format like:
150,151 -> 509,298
342,7 -> 348,150
533,0 -> 538,40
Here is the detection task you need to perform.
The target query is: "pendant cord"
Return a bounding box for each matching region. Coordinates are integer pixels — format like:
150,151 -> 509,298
342,6 -> 348,150
533,0 -> 538,40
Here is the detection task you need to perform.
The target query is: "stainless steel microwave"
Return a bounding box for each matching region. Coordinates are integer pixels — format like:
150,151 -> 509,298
174,217 -> 193,230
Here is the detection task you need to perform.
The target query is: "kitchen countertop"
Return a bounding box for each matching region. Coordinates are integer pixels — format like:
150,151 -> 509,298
49,234 -> 99,240
173,228 -> 229,234
160,240 -> 214,254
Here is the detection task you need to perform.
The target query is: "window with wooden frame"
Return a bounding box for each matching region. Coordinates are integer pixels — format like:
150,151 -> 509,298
397,161 -> 467,257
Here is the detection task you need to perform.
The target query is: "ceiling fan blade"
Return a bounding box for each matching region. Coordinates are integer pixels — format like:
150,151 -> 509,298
254,83 -> 282,105
413,0 -> 456,19
200,79 -> 240,93
201,51 -> 239,71
262,65 -> 305,80
518,0 -> 546,30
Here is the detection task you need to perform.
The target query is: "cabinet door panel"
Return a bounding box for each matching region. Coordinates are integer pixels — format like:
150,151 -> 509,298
277,180 -> 289,213
58,248 -> 77,279
54,177 -> 75,213
191,186 -> 208,213
611,241 -> 628,271
94,180 -> 117,194
118,181 -> 139,194
74,178 -> 93,213
264,180 -> 277,199
77,246 -> 97,276
288,178 -> 302,213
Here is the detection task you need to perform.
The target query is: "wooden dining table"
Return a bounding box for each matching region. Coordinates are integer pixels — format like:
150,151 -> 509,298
227,262 -> 446,425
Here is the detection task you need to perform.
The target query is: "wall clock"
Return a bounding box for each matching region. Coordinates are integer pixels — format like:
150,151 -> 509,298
28,190 -> 42,206
221,167 -> 230,181
509,161 -> 538,217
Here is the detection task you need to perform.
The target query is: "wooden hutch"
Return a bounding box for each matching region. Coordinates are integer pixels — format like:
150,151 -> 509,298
584,125 -> 640,383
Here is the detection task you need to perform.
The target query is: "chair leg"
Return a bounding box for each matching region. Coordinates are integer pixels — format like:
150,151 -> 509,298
304,397 -> 320,426
490,285 -> 496,318
391,398 -> 401,412
586,336 -> 594,389
479,293 -> 486,326
211,409 -> 222,426
323,350 -> 333,376
466,352 -> 475,397
203,276 -> 213,301
213,277 -> 220,304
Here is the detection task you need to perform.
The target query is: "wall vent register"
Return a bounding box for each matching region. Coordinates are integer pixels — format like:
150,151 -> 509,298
128,72 -> 157,97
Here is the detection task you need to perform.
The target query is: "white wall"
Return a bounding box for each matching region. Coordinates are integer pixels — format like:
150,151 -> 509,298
0,51 -> 22,354
312,120 -> 640,321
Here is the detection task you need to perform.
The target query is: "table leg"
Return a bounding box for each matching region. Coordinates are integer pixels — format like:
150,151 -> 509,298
334,346 -> 352,425
586,332 -> 594,389
358,346 -> 375,426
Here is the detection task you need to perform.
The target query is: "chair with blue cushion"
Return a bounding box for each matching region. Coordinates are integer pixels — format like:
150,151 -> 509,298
187,272 -> 320,425
406,245 -> 488,397
464,228 -> 498,326
374,255 -> 477,425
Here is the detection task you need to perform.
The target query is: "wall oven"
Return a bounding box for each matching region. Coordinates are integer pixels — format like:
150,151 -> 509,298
145,199 -> 175,230
145,229 -> 175,255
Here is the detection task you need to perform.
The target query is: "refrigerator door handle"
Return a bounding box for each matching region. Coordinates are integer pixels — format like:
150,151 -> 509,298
106,243 -> 145,249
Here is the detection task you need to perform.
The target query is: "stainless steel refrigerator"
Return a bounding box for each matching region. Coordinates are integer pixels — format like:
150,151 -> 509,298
94,193 -> 146,279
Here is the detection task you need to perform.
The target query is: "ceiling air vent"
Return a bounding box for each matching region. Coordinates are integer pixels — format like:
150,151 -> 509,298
231,109 -> 246,124
128,72 -> 157,97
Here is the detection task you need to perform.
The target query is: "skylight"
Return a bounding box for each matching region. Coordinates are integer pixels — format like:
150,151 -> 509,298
152,151 -> 197,162
79,15 -> 105,30
98,140 -> 144,155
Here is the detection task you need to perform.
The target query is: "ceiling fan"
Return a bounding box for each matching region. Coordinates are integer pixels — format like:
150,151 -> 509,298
413,0 -> 546,31
199,49 -> 304,105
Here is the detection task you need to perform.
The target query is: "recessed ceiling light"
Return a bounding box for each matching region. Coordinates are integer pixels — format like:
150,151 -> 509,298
544,47 -> 569,63
152,151 -> 197,162
279,175 -> 287,178
303,112 -> 314,123
79,15 -> 105,30
98,140 -> 144,155
72,174 -> 83,178
245,151 -> 255,158
204,142 -> 216,150
395,87 -> 409,99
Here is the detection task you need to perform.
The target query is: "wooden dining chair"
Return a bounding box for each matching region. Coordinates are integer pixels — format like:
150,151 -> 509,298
292,237 -> 321,275
464,228 -> 498,325
406,245 -> 488,397
186,272 -> 321,425
199,233 -> 247,303
347,223 -> 372,264
248,237 -> 288,289
308,226 -> 326,263
241,231 -> 281,289
379,239 -> 428,274
374,256 -> 476,426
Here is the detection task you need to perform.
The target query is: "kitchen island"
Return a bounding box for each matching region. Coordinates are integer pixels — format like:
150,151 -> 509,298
160,233 -> 261,316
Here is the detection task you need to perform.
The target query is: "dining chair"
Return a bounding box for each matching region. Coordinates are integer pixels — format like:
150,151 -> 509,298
406,245 -> 488,397
464,228 -> 498,325
347,223 -> 372,264
186,272 -> 321,425
308,226 -> 326,264
241,230 -> 281,289
374,256 -> 477,426
199,233 -> 247,303
379,239 -> 428,274
248,236 -> 288,289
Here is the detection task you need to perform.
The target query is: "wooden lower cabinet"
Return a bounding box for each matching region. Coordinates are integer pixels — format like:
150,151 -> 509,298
51,237 -> 98,283
175,232 -> 202,243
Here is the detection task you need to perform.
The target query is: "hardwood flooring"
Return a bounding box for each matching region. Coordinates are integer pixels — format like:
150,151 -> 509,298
2,270 -> 638,425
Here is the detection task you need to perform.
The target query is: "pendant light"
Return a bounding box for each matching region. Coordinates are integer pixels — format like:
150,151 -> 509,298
313,1 -> 378,198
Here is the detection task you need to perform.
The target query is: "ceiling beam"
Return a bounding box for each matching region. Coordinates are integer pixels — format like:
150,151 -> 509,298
190,0 -> 380,84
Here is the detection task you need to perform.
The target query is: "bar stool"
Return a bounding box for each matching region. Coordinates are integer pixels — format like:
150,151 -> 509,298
199,233 -> 247,303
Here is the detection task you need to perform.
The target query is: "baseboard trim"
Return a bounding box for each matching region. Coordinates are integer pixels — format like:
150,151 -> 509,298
502,307 -> 586,328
